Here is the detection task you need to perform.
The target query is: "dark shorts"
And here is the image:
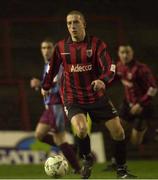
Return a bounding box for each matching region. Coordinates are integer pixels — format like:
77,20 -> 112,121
119,100 -> 153,131
40,104 -> 66,132
65,96 -> 118,123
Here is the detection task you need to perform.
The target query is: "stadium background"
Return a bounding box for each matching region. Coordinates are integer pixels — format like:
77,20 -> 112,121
0,0 -> 158,177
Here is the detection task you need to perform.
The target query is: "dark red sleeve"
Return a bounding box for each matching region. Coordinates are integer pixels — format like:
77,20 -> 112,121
42,45 -> 62,90
139,64 -> 157,106
97,41 -> 116,84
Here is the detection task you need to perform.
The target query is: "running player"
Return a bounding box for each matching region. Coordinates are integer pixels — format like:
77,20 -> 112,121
41,11 -> 136,179
104,44 -> 157,171
30,38 -> 81,173
117,44 -> 157,145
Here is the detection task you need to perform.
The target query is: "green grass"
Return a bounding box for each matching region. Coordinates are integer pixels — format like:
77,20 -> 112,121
0,160 -> 158,179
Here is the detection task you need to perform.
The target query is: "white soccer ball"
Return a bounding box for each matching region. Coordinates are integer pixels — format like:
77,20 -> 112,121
44,155 -> 69,178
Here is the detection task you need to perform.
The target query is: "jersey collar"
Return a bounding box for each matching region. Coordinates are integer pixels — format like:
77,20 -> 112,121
66,34 -> 90,44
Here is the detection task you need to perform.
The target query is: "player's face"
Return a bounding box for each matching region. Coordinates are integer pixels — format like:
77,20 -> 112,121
41,42 -> 54,61
118,46 -> 134,64
67,14 -> 86,41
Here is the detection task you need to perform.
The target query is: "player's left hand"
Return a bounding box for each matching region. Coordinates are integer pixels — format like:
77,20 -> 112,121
91,79 -> 105,91
130,103 -> 143,115
41,88 -> 50,97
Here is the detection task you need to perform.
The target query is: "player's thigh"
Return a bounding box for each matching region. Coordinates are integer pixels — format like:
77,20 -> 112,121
71,113 -> 92,136
65,104 -> 87,137
105,116 -> 125,140
71,113 -> 88,136
36,109 -> 52,138
35,122 -> 51,139
130,128 -> 147,145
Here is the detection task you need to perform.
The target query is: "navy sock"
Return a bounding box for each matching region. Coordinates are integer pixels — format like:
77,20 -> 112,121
77,135 -> 91,158
41,134 -> 56,146
60,143 -> 81,172
113,139 -> 126,167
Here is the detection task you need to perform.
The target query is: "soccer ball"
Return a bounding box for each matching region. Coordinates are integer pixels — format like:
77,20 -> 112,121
44,155 -> 69,178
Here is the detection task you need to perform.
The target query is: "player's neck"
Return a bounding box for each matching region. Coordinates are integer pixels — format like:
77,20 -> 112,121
44,58 -> 49,64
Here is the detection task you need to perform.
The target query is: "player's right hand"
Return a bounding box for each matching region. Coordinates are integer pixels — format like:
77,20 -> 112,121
41,88 -> 49,97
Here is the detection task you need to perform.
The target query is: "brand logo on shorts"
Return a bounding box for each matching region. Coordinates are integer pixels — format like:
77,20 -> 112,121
69,63 -> 92,72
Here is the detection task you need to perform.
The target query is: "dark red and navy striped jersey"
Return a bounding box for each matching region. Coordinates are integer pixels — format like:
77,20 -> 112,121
42,35 -> 116,105
117,60 -> 157,106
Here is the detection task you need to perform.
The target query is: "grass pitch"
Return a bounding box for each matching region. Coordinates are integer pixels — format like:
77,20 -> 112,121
0,160 -> 158,179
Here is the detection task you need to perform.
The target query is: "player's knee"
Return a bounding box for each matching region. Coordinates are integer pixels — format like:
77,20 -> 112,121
76,127 -> 88,138
111,128 -> 125,141
72,121 -> 88,138
35,131 -> 44,141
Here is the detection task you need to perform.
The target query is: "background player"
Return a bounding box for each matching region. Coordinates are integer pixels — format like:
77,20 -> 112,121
30,38 -> 81,173
104,44 -> 157,171
117,44 -> 157,145
41,11 -> 136,179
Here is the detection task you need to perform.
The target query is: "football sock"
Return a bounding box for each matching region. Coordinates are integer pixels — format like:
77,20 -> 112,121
74,136 -> 83,159
41,134 -> 56,146
113,139 -> 126,168
77,135 -> 91,159
60,143 -> 81,172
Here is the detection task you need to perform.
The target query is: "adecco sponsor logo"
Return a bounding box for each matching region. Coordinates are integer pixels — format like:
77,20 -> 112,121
69,64 -> 92,72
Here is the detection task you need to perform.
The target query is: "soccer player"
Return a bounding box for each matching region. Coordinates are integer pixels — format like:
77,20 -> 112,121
104,44 -> 157,171
41,11 -> 136,179
30,38 -> 81,173
117,45 -> 157,145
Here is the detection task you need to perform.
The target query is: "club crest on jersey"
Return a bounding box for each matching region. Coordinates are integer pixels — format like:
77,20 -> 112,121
86,49 -> 92,58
